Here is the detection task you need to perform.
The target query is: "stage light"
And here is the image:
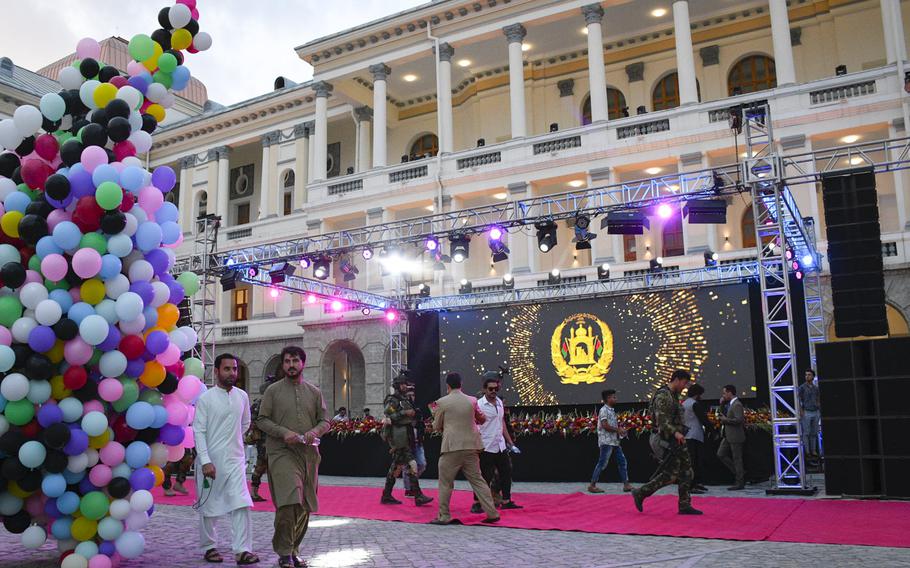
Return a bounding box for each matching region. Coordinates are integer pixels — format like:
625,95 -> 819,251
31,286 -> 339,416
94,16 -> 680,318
362,247 -> 374,260
786,249 -> 793,260
704,250 -> 718,267
425,236 -> 440,252
795,270 -> 803,280
450,234 -> 470,263
330,299 -> 343,312
385,310 -> 399,322
306,294 -> 317,304
650,258 -> 663,272
224,257 -> 236,267
683,199 -> 727,224
503,273 -> 514,289
361,307 -> 372,316
488,228 -> 510,263
339,255 -> 359,282
603,210 -> 650,234
299,257 -> 312,269
656,203 -> 673,219
548,268 -> 561,285
313,256 -> 331,280
459,279 -> 473,294
536,221 -> 557,253
418,283 -> 431,297
220,272 -> 238,291
269,262 -> 295,284
572,214 -> 597,250
597,263 -> 610,280
247,266 -> 259,278
269,288 -> 280,299
489,226 -> 504,241
802,254 -> 814,267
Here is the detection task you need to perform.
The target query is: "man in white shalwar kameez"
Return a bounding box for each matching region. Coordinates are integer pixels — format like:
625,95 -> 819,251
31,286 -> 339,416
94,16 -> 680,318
193,353 -> 260,565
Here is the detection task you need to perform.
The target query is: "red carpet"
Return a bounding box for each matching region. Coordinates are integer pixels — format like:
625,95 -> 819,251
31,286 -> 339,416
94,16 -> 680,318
152,482 -> 910,548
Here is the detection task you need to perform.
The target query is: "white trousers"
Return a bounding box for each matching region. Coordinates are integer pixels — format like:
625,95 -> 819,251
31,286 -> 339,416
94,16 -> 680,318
199,506 -> 253,554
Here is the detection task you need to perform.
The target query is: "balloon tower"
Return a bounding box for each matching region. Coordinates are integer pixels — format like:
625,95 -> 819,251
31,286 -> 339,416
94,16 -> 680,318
0,2 -> 211,566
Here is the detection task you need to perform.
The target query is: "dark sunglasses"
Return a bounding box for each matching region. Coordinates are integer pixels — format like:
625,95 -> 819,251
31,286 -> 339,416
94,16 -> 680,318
487,386 -> 500,392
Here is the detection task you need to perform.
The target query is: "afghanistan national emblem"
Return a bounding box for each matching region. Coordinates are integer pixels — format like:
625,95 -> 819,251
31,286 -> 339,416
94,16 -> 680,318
550,313 -> 613,384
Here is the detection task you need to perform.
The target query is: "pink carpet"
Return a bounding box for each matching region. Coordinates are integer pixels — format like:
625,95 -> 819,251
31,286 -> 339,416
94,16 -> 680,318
152,481 -> 910,548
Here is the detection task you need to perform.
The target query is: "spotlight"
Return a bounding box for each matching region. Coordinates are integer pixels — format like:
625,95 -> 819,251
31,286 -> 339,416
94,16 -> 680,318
220,272 -> 238,291
649,257 -> 663,272
269,288 -> 280,299
795,270 -> 804,280
704,250 -> 718,267
536,221 -> 557,253
548,268 -> 561,285
417,283 -> 431,297
502,273 -> 514,289
656,203 -> 673,219
330,299 -> 343,312
489,226 -> 504,241
306,293 -> 317,304
425,236 -> 440,252
313,256 -> 331,280
597,263 -> 610,280
247,266 -> 259,278
603,210 -> 649,234
361,307 -> 372,316
362,247 -> 374,260
572,214 -> 597,250
269,262 -> 295,284
802,254 -> 814,267
339,255 -> 359,282
488,238 -> 510,264
224,257 -> 236,267
299,257 -> 312,270
450,233 -> 470,263
385,310 -> 399,322
458,278 -> 472,294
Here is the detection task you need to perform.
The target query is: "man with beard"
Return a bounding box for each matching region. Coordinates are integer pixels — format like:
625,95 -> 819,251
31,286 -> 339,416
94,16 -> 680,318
193,353 -> 259,565
257,346 -> 330,568
381,373 -> 432,506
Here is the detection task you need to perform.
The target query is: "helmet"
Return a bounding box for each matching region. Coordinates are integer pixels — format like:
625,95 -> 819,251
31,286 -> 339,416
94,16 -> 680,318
392,373 -> 410,387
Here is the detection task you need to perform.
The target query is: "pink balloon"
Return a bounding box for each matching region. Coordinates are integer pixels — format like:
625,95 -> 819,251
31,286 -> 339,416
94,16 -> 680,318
23,270 -> 43,286
80,145 -> 108,173
0,326 -> 11,346
72,248 -> 102,278
99,441 -> 125,467
110,76 -> 128,89
47,208 -> 72,231
64,337 -> 93,365
138,186 -> 163,214
175,375 -> 201,403
41,253 -> 68,282
190,7 -> 199,19
165,442 -> 185,462
164,402 -> 187,426
156,343 -> 180,366
98,378 -> 124,402
69,287 -> 82,304
89,554 -> 113,568
25,494 -> 44,517
182,428 -> 195,449
82,400 -> 104,416
89,464 -> 113,487
176,0 -> 196,8
76,38 -> 101,60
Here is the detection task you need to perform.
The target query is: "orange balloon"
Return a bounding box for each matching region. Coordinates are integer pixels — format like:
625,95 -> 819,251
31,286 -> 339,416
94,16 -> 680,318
149,464 -> 164,487
140,361 -> 166,388
157,304 -> 179,330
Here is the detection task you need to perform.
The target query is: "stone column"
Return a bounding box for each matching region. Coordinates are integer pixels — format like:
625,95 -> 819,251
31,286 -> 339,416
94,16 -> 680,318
503,24 -> 528,138
582,4 -> 608,122
305,120 -> 315,184
354,106 -> 373,173
436,43 -> 455,153
177,156 -> 194,233
672,1 -> 698,105
588,167 -> 618,265
446,196 -> 466,293
769,0 -> 797,86
506,182 -> 532,275
557,79 -> 576,127
313,81 -> 333,180
214,146 -> 230,225
625,63 -> 645,114
882,0 -> 907,63
204,152 -> 218,228
882,0 -> 897,63
292,123 -> 309,209
365,207 -> 385,291
889,123 -> 910,229
257,131 -> 278,220
369,65 -> 389,168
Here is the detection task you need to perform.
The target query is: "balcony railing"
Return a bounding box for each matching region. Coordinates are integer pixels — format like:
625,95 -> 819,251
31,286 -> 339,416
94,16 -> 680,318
389,164 -> 428,183
533,135 -> 582,155
327,178 -> 363,195
810,80 -> 876,105
457,151 -> 502,169
617,119 -> 671,139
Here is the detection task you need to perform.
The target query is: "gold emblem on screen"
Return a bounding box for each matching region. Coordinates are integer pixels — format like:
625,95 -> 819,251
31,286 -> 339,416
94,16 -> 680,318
551,314 -> 613,384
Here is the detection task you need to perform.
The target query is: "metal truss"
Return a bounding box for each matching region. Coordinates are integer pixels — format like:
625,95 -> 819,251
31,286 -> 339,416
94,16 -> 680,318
389,275 -> 408,380
414,262 -> 760,311
191,216 -> 219,386
801,218 -> 826,370
239,271 -> 398,310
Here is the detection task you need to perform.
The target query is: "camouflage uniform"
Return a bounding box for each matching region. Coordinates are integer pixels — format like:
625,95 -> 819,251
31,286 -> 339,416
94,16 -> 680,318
637,385 -> 694,509
382,391 -> 428,502
248,396 -> 269,500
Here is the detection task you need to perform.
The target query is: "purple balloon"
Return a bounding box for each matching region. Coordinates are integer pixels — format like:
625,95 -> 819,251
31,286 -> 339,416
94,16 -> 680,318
125,358 -> 145,377
141,349 -> 155,362
78,476 -> 98,494
150,166 -> 176,192
63,428 -> 89,456
67,168 -> 95,199
44,498 -> 60,518
99,541 -> 116,556
129,281 -> 154,306
37,402 -> 64,427
127,74 -> 150,94
167,280 -> 185,305
144,249 -> 169,275
129,467 -> 155,491
158,423 -> 184,446
145,330 -> 168,355
98,325 -> 122,352
28,325 -> 57,353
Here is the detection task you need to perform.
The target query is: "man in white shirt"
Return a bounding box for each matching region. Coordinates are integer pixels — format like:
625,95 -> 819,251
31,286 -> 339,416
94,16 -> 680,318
588,389 -> 631,493
193,353 -> 259,565
471,378 -> 522,513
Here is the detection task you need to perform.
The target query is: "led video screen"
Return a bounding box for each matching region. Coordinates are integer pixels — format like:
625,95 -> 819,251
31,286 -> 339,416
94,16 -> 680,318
439,284 -> 756,405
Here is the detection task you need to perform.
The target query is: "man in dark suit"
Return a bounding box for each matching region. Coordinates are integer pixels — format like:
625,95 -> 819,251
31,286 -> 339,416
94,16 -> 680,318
717,384 -> 746,490
429,372 -> 500,525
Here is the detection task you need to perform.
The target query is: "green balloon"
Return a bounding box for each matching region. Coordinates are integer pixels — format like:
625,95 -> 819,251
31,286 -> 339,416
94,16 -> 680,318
88,349 -> 102,367
138,389 -> 162,405
157,53 -> 178,74
0,296 -> 23,328
5,399 -> 35,426
95,181 -> 123,211
128,34 -> 154,62
177,272 -> 200,296
80,233 -> 108,255
45,279 -> 70,291
183,357 -> 203,379
79,491 -> 109,521
54,131 -> 73,145
153,70 -> 173,90
28,255 -> 41,272
113,379 -> 140,413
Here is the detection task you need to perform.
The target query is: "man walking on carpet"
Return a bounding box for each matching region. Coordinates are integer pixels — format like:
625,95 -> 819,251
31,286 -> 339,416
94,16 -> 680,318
632,369 -> 702,515
588,389 -> 632,494
257,346 -> 331,568
472,377 -> 522,512
193,353 -> 260,565
380,372 -> 432,506
717,384 -> 746,490
429,372 -> 500,525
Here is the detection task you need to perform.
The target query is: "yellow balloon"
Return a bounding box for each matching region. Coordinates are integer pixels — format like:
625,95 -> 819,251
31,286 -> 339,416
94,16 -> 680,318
140,361 -> 166,388
157,304 -> 179,330
50,374 -> 71,400
48,340 -> 65,364
80,278 -> 106,305
149,464 -> 164,487
7,481 -> 33,499
92,83 -> 118,109
89,428 -> 112,450
146,103 -> 166,123
71,517 -> 98,541
171,29 -> 193,51
1,211 -> 23,238
142,42 -> 164,72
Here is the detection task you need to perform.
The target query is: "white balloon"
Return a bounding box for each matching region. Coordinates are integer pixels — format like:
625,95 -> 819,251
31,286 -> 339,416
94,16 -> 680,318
151,281 -> 170,307
128,130 -> 153,154
67,452 -> 89,474
128,110 -> 143,135
26,379 -> 51,404
121,155 -> 144,168
58,66 -> 83,90
120,313 -> 146,335
168,4 -> 192,28
61,553 -> 88,568
150,443 -> 168,467
95,298 -> 118,324
193,31 -> 213,51
21,525 -> 46,549
128,260 -> 153,282
13,105 -> 42,137
79,80 -> 101,109
129,206 -> 148,224
99,350 -> 127,378
0,177 -> 17,201
85,448 -> 99,468
180,326 -> 198,347
11,317 -> 38,343
105,274 -> 130,300
125,510 -> 149,531
0,373 -> 29,401
118,86 -> 144,112
58,397 -> 83,422
0,492 -> 23,516
108,234 -> 134,257
159,92 -> 176,109
145,83 -> 167,103
111,462 -> 132,479
35,298 -> 63,326
109,499 -> 131,520
20,281 -> 50,309
130,489 -> 153,512
122,213 -> 139,236
0,244 -> 18,266
0,119 -> 22,151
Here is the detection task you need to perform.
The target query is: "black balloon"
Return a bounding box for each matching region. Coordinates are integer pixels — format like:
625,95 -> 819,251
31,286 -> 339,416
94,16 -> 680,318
135,428 -> 160,444
0,457 -> 27,481
15,136 -> 35,156
1,262 -> 26,289
105,98 -> 131,120
61,89 -> 81,114
74,379 -> 99,402
3,511 -> 31,534
101,210 -> 127,234
45,172 -> 72,199
90,108 -> 108,126
43,450 -> 67,473
11,166 -> 22,185
79,58 -> 100,79
17,214 -> 48,245
41,116 -> 62,133
185,18 -> 199,36
158,372 -> 179,395
107,116 -> 131,143
108,477 -> 131,499
81,123 -> 107,148
105,148 -> 117,163
18,470 -> 42,492
70,118 -> 89,136
0,153 -> 20,177
11,343 -> 32,368
98,65 -> 120,83
43,423 -> 71,450
152,29 -> 172,51
60,140 -> 84,167
141,113 -> 158,133
25,354 -> 53,382
157,7 -> 172,29
53,318 -> 79,341
165,49 -> 184,66
25,194 -> 54,218
0,431 -> 26,455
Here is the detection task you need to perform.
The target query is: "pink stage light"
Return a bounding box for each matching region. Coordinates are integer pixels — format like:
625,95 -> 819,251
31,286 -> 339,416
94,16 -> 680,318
306,294 -> 317,304
269,288 -> 279,299
330,300 -> 343,312
489,226 -> 503,241
657,203 -> 673,219
385,310 -> 398,322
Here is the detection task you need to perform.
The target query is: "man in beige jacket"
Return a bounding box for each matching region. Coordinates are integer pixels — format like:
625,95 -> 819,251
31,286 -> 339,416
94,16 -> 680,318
429,372 -> 500,525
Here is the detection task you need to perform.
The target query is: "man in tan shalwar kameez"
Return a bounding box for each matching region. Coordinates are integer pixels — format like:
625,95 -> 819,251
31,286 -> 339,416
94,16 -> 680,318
256,346 -> 330,568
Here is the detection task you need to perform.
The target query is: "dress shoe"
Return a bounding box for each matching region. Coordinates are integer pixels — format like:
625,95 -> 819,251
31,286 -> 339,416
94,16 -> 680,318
678,506 -> 704,515
380,495 -> 403,505
174,482 -> 188,495
428,518 -> 462,525
500,501 -> 523,510
414,494 -> 433,506
622,483 -> 633,492
587,485 -> 604,494
470,503 -> 482,514
631,489 -> 644,512
481,516 -> 500,524
727,484 -> 745,491
164,488 -> 176,497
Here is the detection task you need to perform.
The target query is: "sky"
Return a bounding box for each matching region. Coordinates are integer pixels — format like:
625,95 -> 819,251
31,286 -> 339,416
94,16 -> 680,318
1,0 -> 428,106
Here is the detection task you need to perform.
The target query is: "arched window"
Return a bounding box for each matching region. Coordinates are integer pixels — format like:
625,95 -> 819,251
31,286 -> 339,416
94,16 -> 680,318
281,170 -> 294,216
661,210 -> 685,257
728,55 -> 777,95
741,206 -> 756,248
582,88 -> 628,124
410,134 -> 438,159
652,73 -> 701,111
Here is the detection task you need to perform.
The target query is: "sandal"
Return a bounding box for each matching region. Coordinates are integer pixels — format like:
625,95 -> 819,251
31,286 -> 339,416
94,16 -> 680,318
236,551 -> 259,565
278,556 -> 294,568
204,548 -> 224,563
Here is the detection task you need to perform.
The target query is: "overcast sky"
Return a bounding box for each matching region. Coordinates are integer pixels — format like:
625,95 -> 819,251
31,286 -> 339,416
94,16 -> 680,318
2,0 -> 427,105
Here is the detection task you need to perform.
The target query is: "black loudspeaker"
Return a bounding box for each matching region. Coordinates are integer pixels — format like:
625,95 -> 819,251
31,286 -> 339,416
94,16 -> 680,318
820,168 -> 887,338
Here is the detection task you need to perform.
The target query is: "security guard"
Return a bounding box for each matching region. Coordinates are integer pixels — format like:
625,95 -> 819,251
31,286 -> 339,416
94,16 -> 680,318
381,373 -> 432,506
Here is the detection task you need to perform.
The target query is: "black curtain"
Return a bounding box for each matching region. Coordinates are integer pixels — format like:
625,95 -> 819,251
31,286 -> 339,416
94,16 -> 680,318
407,311 -> 440,411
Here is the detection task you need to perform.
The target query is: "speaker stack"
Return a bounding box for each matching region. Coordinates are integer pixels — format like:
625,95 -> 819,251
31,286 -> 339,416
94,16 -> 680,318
817,337 -> 910,498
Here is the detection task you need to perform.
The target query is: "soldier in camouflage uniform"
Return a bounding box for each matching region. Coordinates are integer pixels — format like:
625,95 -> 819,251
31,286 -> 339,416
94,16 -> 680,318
247,378 -> 274,502
381,374 -> 432,506
632,369 -> 703,515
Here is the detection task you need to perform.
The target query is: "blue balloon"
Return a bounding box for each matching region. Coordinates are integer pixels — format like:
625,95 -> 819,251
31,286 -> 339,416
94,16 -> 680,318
62,468 -> 86,485
108,234 -> 133,258
0,391 -> 6,412
160,221 -> 181,245
156,202 -> 179,224
91,163 -> 120,188
120,166 -> 146,193
68,302 -> 95,324
135,222 -> 162,252
142,306 -> 158,328
112,462 -> 132,479
151,404 -> 169,428
42,473 -> 67,498
36,235 -> 63,259
125,401 -> 155,430
4,190 -> 31,214
171,65 -> 191,91
125,441 -> 152,469
49,289 -> 74,313
52,221 -> 82,251
56,491 -> 80,515
51,517 -> 74,540
99,254 -> 123,280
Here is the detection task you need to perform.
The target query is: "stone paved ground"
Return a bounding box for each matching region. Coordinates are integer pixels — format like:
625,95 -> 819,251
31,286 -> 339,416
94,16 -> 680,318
2,476 -> 908,568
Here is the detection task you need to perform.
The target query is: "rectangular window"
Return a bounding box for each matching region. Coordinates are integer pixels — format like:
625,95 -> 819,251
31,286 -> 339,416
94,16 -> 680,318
283,192 -> 292,216
236,202 -> 250,226
661,212 -> 685,258
232,288 -> 249,322
623,234 -> 637,262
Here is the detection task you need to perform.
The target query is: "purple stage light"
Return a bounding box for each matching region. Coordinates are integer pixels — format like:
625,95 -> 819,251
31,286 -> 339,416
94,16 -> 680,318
489,226 -> 503,241
425,236 -> 439,252
657,203 -> 673,219
330,300 -> 343,312
385,310 -> 398,322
